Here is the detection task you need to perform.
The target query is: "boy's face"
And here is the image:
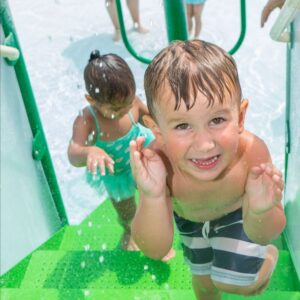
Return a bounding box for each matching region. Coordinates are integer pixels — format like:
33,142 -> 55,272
146,87 -> 248,182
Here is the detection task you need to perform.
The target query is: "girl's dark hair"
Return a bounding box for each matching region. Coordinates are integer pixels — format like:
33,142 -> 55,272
144,40 -> 242,117
84,50 -> 136,105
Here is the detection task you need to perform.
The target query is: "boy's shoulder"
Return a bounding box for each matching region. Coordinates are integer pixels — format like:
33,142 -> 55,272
241,131 -> 271,166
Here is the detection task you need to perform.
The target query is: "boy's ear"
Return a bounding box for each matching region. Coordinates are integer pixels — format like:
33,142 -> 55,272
85,94 -> 95,105
238,99 -> 249,133
143,115 -> 164,143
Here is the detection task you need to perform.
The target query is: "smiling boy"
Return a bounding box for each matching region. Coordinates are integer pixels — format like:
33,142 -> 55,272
130,40 -> 286,299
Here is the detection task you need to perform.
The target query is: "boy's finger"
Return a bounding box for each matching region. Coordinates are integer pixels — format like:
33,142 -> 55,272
136,136 -> 145,152
133,150 -> 144,173
248,166 -> 264,180
273,175 -> 284,190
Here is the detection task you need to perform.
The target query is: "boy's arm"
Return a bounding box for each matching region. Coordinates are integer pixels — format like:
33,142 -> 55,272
130,138 -> 174,259
242,136 -> 286,244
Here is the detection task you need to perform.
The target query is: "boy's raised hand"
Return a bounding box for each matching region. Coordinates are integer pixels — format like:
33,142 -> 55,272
130,137 -> 167,198
245,163 -> 284,214
86,147 -> 114,175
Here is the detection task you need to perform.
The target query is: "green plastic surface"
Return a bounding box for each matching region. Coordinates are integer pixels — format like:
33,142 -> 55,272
1,200 -> 299,299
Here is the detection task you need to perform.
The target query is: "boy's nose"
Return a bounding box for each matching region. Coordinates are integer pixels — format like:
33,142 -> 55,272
192,132 -> 216,153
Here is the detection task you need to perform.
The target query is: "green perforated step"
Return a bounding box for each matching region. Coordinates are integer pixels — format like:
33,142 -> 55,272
1,200 -> 299,300
1,288 -> 300,300
4,248 -> 295,293
20,250 -> 190,290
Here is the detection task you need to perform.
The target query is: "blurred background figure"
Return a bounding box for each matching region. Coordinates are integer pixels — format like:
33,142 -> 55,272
261,0 -> 285,27
185,0 -> 206,38
105,0 -> 148,41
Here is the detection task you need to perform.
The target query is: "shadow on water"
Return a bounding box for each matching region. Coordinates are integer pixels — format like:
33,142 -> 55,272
43,248 -> 171,300
62,33 -> 145,74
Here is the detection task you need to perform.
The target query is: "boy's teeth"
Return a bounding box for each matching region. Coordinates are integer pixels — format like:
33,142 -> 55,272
192,156 -> 218,165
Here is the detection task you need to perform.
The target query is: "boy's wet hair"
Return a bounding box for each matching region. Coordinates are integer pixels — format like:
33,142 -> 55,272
144,40 -> 242,117
84,50 -> 136,106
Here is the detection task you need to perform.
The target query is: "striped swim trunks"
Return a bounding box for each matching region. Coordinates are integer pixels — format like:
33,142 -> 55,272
174,208 -> 267,286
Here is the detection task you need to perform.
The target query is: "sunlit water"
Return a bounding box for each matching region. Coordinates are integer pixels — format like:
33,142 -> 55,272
9,0 -> 286,224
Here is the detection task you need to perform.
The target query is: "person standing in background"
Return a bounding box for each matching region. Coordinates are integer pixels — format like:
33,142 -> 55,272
105,0 -> 148,41
185,0 -> 206,38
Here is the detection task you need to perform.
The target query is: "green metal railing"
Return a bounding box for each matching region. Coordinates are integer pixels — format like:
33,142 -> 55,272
115,0 -> 246,64
0,0 -> 68,225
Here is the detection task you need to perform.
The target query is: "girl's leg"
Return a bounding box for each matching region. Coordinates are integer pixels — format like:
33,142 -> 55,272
126,0 -> 148,33
105,0 -> 121,41
111,197 -> 139,250
192,274 -> 221,300
186,4 -> 194,37
193,3 -> 205,38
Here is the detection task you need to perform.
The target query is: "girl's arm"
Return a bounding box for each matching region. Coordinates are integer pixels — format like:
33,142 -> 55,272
134,96 -> 150,125
67,108 -> 114,174
68,110 -> 94,167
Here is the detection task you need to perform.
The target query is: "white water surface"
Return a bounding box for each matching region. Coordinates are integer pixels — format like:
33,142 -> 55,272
9,0 -> 286,224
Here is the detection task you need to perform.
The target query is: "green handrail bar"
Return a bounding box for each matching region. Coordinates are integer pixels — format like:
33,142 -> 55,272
0,0 -> 68,225
228,0 -> 246,55
163,0 -> 188,42
115,0 -> 246,64
115,0 -> 151,64
284,22 -> 293,183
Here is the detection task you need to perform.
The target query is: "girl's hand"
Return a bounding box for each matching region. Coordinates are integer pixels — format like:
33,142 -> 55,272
130,137 -> 167,198
245,163 -> 284,215
86,147 -> 114,175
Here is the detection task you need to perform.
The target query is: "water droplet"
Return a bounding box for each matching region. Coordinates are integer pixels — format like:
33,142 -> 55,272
134,22 -> 138,29
143,265 -> 148,270
88,221 -> 93,227
81,261 -> 86,268
164,283 -> 170,290
88,133 -> 94,143
105,0 -> 110,7
95,87 -> 100,93
151,274 -> 156,281
99,62 -> 103,68
84,290 -> 90,297
77,229 -> 82,236
101,243 -> 107,250
84,244 -> 90,251
99,255 -> 104,263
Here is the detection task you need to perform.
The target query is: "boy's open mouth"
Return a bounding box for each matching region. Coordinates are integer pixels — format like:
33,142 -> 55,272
191,155 -> 221,170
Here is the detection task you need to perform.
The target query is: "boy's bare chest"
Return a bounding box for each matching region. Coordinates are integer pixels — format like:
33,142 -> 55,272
170,167 -> 247,221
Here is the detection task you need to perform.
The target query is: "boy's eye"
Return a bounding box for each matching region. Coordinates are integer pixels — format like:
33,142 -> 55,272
211,117 -> 225,125
175,123 -> 190,130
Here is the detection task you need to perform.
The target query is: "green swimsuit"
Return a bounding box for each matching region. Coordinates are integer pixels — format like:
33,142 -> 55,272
86,106 -> 154,202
